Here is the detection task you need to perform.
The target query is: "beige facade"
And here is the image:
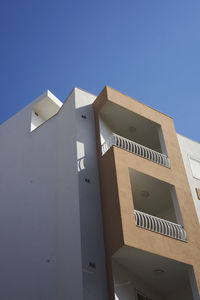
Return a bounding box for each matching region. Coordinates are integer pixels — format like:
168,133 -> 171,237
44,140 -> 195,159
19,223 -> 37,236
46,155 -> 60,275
93,86 -> 200,300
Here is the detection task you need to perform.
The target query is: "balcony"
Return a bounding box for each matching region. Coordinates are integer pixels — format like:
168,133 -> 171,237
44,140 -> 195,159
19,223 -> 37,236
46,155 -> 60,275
134,210 -> 186,241
102,133 -> 170,168
99,100 -> 169,168
112,247 -> 197,300
129,169 -> 186,242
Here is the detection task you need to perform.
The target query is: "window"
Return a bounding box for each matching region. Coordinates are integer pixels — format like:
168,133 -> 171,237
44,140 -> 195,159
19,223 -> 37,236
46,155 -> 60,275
189,157 -> 200,180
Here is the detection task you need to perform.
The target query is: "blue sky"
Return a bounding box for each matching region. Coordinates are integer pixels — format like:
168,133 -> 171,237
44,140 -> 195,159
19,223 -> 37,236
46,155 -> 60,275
1,0 -> 200,140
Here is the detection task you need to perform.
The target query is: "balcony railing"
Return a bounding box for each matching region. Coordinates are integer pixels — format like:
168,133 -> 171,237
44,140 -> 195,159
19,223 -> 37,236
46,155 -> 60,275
134,210 -> 187,242
102,133 -> 170,168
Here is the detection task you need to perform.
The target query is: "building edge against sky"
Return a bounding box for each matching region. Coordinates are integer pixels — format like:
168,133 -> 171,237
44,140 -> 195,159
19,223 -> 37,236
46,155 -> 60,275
0,86 -> 200,300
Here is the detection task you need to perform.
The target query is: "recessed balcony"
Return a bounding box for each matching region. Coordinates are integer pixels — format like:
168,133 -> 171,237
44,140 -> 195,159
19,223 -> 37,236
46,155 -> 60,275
130,169 -> 186,242
99,100 -> 169,168
102,133 -> 170,168
112,246 -> 198,300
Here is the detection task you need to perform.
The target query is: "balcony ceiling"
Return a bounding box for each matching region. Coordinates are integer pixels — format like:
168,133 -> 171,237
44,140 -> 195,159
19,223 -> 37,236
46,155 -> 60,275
129,169 -> 177,223
33,91 -> 62,121
113,246 -> 193,296
100,101 -> 162,152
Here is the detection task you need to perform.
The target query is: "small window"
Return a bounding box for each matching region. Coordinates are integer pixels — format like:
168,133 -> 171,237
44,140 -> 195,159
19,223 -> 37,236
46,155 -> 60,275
189,157 -> 200,180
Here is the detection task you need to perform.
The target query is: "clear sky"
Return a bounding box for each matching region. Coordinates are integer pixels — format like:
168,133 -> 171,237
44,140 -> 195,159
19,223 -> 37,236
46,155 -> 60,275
1,0 -> 200,141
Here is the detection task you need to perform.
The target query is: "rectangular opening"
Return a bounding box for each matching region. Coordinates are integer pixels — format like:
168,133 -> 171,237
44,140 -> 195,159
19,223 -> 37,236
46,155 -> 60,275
129,169 -> 179,223
112,246 -> 199,300
129,169 -> 186,241
99,101 -> 167,155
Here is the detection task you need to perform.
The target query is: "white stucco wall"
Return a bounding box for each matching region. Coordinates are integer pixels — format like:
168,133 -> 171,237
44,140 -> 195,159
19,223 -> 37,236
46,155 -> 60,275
0,91 -> 83,300
0,87 -> 108,300
75,88 -> 108,300
177,133 -> 200,223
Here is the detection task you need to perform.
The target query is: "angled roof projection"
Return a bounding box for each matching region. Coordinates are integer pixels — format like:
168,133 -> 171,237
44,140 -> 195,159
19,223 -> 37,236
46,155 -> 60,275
30,90 -> 63,131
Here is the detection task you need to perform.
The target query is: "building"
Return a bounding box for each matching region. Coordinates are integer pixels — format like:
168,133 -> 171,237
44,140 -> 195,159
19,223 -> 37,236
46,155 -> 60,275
0,86 -> 200,300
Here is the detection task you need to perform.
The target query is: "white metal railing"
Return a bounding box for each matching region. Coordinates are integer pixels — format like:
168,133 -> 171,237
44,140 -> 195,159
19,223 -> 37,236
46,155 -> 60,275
134,210 -> 187,241
101,133 -> 170,168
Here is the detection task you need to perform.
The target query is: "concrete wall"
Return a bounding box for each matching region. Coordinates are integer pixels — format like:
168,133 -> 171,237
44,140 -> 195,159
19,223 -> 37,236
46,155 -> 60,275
75,88 -> 108,300
0,91 -> 83,299
177,134 -> 200,223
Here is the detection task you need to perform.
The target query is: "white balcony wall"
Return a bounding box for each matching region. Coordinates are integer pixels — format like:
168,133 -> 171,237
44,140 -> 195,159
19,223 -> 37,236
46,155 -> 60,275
158,126 -> 168,156
170,186 -> 184,226
99,115 -> 112,145
177,134 -> 200,223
